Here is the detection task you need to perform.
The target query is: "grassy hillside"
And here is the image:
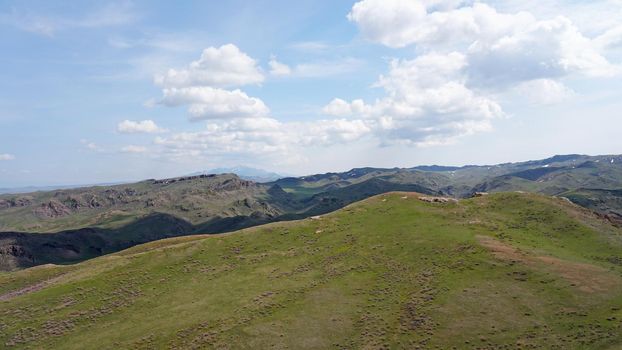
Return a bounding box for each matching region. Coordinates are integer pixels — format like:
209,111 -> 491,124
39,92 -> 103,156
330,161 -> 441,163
1,192 -> 621,349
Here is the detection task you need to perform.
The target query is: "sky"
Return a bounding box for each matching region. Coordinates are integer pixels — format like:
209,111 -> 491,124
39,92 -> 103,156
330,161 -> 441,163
1,0 -> 622,187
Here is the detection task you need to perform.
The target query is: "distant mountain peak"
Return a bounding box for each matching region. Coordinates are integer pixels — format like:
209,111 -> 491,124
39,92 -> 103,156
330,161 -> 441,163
189,166 -> 286,183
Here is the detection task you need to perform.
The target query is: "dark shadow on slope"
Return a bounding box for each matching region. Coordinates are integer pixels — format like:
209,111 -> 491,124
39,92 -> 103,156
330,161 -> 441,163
505,167 -> 565,181
0,213 -> 194,271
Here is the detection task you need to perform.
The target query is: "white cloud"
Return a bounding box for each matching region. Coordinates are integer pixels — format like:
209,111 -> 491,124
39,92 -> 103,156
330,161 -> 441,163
323,52 -> 503,146
349,0 -> 620,83
337,0 -> 622,145
153,117 -> 372,162
121,145 -> 147,153
160,87 -> 270,120
466,15 -> 619,88
513,79 -> 575,105
347,0 -> 489,48
0,153 -> 15,161
322,98 -> 372,117
322,98 -> 353,117
348,0 -> 428,48
300,119 -> 371,145
269,57 -> 292,76
154,44 -> 264,88
154,45 -> 269,121
155,118 -> 289,157
117,120 -> 166,134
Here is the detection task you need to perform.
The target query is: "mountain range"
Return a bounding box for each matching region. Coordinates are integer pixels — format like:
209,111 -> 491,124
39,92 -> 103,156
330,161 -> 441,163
1,154 -> 621,270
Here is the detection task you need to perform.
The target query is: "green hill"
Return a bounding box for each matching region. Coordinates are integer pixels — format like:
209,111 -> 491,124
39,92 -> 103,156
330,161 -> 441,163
1,192 -> 621,349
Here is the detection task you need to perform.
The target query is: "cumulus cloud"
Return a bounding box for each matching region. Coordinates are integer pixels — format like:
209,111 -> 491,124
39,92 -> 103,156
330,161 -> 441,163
160,87 -> 270,120
347,0 -> 484,48
322,98 -> 353,117
154,44 -> 270,121
299,119 -> 371,145
154,117 -> 372,162
121,145 -> 147,153
0,153 -> 15,161
154,44 -> 264,88
332,0 -> 622,145
155,118 -> 289,157
466,15 -> 619,87
349,0 -> 619,82
323,52 -> 503,145
117,119 -> 166,134
322,98 -> 371,117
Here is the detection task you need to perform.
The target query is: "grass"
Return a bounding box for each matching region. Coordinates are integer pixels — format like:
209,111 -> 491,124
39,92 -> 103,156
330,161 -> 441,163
0,192 -> 621,349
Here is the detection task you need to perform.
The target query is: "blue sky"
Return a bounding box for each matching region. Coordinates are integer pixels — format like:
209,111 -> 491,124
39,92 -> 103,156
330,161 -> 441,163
1,0 -> 621,187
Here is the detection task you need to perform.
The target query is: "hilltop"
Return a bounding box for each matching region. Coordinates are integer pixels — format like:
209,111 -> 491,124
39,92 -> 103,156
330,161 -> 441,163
1,192 -> 621,349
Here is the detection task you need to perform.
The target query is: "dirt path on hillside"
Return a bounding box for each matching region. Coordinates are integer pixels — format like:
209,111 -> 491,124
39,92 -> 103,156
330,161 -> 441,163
0,275 -> 64,302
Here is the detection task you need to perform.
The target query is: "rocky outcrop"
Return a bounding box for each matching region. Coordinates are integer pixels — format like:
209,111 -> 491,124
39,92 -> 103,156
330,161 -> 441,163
0,196 -> 33,210
34,200 -> 72,218
102,188 -> 139,205
216,177 -> 254,191
152,174 -> 216,185
418,196 -> 458,203
0,243 -> 35,271
0,244 -> 33,260
85,194 -> 103,208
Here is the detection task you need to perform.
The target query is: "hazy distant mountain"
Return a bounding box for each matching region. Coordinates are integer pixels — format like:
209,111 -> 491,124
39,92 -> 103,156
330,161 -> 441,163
191,166 -> 287,182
